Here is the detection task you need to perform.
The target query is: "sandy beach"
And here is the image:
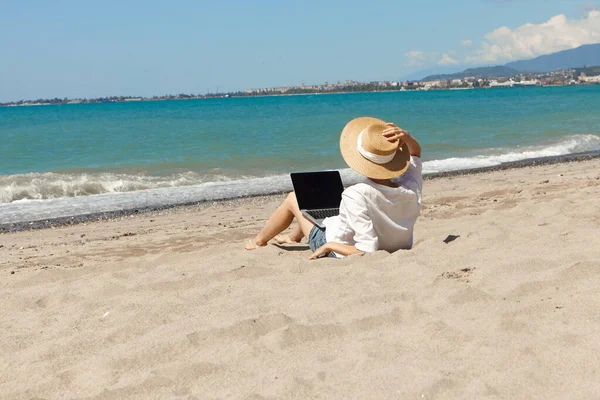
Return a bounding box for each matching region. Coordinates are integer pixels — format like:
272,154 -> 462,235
2,159 -> 600,399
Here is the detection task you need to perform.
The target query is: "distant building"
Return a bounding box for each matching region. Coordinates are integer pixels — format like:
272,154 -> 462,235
422,80 -> 442,87
585,75 -> 600,83
579,73 -> 600,83
489,80 -> 514,88
513,79 -> 539,87
402,81 -> 421,89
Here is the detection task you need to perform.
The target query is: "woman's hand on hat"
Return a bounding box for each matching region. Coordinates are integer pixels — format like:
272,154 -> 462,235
383,123 -> 410,147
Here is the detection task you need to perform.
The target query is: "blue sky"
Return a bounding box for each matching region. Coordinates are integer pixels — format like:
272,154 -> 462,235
1,0 -> 598,101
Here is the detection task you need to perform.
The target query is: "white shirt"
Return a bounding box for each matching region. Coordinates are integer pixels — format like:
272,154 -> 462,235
324,156 -> 423,255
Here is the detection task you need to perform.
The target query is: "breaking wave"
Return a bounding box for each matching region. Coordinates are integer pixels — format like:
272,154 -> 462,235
0,171 -> 249,204
2,134 -> 599,204
422,134 -> 600,173
1,134 -> 599,225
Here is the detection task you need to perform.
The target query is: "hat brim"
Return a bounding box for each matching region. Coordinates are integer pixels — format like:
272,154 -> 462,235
340,117 -> 411,179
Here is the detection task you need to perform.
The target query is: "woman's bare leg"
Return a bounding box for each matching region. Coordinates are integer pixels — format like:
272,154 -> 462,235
245,192 -> 314,249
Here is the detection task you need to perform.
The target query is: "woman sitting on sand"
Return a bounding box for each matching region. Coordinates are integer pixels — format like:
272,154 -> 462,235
245,117 -> 422,259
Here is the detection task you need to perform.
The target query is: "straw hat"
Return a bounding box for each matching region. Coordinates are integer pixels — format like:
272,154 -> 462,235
340,117 -> 410,179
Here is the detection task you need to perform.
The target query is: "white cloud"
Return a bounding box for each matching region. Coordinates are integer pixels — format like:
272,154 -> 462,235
580,2 -> 599,17
438,54 -> 459,66
461,39 -> 473,47
465,11 -> 600,63
404,50 -> 428,67
405,50 -> 459,68
405,50 -> 450,68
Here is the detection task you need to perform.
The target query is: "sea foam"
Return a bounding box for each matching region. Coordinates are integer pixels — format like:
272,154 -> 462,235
1,134 -> 599,225
422,134 -> 600,173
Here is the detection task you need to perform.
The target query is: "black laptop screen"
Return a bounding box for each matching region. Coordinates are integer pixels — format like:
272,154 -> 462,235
291,171 -> 344,210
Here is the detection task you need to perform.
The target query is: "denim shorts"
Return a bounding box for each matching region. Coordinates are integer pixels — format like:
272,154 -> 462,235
308,226 -> 337,258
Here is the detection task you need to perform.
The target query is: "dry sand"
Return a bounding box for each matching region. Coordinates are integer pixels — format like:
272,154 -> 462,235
2,159 -> 600,399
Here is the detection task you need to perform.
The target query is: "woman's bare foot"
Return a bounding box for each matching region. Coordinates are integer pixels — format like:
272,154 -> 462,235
274,234 -> 301,245
244,238 -> 267,250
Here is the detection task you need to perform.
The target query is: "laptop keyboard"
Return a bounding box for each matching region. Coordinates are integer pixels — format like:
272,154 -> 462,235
306,208 -> 339,220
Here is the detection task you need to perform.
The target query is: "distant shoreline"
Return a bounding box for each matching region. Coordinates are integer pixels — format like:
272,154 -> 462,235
4,83 -> 599,108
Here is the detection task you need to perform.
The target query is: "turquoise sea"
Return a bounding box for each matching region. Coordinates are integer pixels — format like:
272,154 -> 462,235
1,86 -> 600,224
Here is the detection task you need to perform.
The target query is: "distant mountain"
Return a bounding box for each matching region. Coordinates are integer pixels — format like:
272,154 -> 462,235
422,66 -> 519,81
401,66 -> 473,82
418,42 -> 600,81
505,43 -> 600,72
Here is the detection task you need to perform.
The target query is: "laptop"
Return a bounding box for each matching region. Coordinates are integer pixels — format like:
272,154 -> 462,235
290,171 -> 345,228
